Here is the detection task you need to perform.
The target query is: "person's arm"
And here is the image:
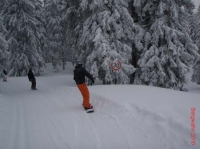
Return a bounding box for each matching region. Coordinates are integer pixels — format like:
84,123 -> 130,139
73,70 -> 75,80
33,73 -> 36,80
83,68 -> 94,83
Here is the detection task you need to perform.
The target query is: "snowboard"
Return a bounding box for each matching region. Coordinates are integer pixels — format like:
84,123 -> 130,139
86,108 -> 94,113
84,107 -> 94,113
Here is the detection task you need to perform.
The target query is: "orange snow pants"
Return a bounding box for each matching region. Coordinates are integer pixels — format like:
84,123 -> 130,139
77,83 -> 90,108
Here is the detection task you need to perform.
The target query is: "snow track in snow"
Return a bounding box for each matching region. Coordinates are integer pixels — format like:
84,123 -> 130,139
90,92 -> 196,149
0,78 -> 137,149
0,72 -> 199,149
9,98 -> 28,149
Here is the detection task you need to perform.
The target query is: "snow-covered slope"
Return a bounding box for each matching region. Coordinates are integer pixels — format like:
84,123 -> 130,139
0,63 -> 199,149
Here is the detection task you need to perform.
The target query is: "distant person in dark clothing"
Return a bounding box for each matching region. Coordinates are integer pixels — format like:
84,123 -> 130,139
74,60 -> 94,111
3,69 -> 7,75
28,68 -> 36,90
2,69 -> 7,82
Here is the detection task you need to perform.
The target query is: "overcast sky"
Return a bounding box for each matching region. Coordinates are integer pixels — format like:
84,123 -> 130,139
193,0 -> 200,10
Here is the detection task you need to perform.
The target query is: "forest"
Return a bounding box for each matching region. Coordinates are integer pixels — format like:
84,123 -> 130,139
0,0 -> 200,91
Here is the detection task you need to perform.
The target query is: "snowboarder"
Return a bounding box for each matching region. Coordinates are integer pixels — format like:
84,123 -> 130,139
74,60 -> 95,112
2,69 -> 7,82
28,68 -> 36,90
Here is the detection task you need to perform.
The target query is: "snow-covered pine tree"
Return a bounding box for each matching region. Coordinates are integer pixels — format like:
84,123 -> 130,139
44,0 -> 66,72
194,5 -> 200,51
191,4 -> 200,84
61,0 -> 81,65
0,16 -> 8,72
59,0 -> 75,70
34,0 -> 46,69
74,0 -> 137,84
0,0 -> 6,11
0,0 -> 8,73
189,14 -> 197,43
0,0 -> 7,12
192,59 -> 200,84
133,0 -> 199,90
2,0 -> 45,76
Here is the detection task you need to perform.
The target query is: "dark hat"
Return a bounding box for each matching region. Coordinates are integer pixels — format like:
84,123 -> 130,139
77,60 -> 82,65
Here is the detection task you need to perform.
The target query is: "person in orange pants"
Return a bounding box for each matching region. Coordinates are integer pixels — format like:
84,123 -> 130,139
74,60 -> 94,110
77,83 -> 90,108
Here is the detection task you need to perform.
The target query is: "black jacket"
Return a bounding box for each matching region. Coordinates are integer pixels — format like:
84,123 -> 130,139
3,69 -> 7,75
28,70 -> 35,81
74,64 -> 94,84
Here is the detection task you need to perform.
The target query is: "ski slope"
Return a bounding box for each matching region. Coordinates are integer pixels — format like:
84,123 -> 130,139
0,63 -> 200,149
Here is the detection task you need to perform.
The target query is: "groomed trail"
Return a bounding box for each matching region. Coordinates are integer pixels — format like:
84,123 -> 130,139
0,63 -> 199,149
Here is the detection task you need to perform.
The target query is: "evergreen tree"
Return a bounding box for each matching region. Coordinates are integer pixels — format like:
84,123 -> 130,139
0,0 -> 8,72
0,17 -> 8,71
2,0 -> 45,76
60,0 -> 80,65
44,0 -> 66,72
133,0 -> 199,90
191,5 -> 200,84
0,0 -> 6,11
189,14 -> 197,43
34,0 -> 46,68
73,0 -> 137,84
59,0 -> 73,70
192,59 -> 200,84
194,5 -> 200,51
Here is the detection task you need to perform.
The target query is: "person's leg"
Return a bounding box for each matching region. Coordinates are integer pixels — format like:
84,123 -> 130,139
77,83 -> 90,108
3,75 -> 7,81
31,80 -> 34,89
33,80 -> 36,89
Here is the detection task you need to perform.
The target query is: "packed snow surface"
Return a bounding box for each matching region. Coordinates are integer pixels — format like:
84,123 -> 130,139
0,63 -> 199,149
